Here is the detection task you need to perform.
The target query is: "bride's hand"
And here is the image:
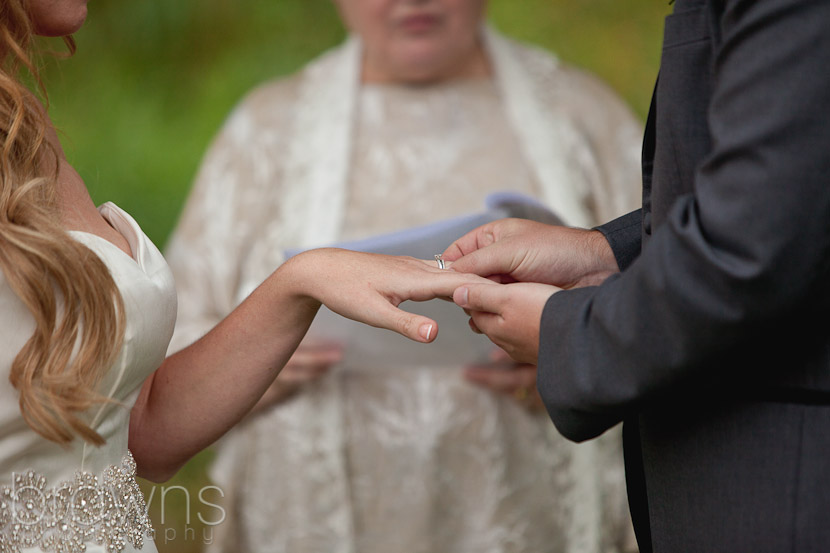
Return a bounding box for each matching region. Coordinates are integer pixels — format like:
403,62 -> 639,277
279,248 -> 489,343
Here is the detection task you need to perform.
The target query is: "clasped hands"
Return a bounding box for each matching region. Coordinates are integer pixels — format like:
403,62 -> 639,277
442,218 -> 619,365
276,219 -> 617,411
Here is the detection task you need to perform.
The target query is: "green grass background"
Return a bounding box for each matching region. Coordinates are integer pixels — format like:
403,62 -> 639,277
39,1 -> 671,551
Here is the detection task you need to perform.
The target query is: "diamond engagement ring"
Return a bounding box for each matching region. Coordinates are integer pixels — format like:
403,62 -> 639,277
434,254 -> 446,270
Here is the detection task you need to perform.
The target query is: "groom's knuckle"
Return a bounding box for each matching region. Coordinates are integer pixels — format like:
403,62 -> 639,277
482,229 -> 496,246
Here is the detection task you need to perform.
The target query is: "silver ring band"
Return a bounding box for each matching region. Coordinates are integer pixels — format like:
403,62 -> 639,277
434,254 -> 446,270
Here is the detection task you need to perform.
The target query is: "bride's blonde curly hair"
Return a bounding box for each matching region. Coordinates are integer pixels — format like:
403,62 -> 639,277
0,0 -> 124,446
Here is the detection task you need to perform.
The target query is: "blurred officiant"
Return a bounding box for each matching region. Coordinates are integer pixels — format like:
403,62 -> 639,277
165,0 -> 642,551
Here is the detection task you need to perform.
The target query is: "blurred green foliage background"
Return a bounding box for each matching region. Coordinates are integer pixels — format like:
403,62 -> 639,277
39,1 -> 671,551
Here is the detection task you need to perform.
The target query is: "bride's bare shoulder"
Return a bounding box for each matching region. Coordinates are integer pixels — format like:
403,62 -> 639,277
53,154 -> 132,257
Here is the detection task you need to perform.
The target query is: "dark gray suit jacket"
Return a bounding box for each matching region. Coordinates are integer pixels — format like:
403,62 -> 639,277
537,0 -> 830,551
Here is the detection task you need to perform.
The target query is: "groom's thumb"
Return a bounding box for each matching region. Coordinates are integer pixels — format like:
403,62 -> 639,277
453,283 -> 505,315
449,247 -> 511,280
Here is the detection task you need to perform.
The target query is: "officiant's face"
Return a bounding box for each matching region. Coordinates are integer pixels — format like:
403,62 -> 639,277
335,0 -> 490,84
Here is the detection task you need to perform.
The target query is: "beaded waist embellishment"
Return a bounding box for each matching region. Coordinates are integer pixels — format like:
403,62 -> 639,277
0,451 -> 153,553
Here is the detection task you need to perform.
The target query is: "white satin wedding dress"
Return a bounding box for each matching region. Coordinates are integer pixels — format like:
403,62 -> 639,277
0,203 -> 177,553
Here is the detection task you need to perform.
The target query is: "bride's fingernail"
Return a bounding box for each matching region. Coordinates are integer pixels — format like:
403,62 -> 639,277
420,324 -> 433,341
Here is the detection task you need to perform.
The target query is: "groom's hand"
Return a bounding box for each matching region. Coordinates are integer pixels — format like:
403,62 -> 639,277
453,281 -> 558,365
443,218 -> 618,288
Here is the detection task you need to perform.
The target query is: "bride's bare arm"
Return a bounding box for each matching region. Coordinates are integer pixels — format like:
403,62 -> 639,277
128,248 -> 480,481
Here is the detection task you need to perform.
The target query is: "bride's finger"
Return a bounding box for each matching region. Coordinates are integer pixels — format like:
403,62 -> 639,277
340,292 -> 440,343
416,257 -> 453,271
379,304 -> 439,343
400,269 -> 493,302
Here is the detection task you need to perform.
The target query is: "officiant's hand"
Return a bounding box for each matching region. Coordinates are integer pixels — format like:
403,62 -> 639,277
453,281 -> 558,365
442,218 -> 618,288
250,339 -> 343,414
465,349 -> 544,411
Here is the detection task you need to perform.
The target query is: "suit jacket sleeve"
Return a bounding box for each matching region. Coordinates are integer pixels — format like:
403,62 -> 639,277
595,209 -> 642,272
538,0 -> 830,442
